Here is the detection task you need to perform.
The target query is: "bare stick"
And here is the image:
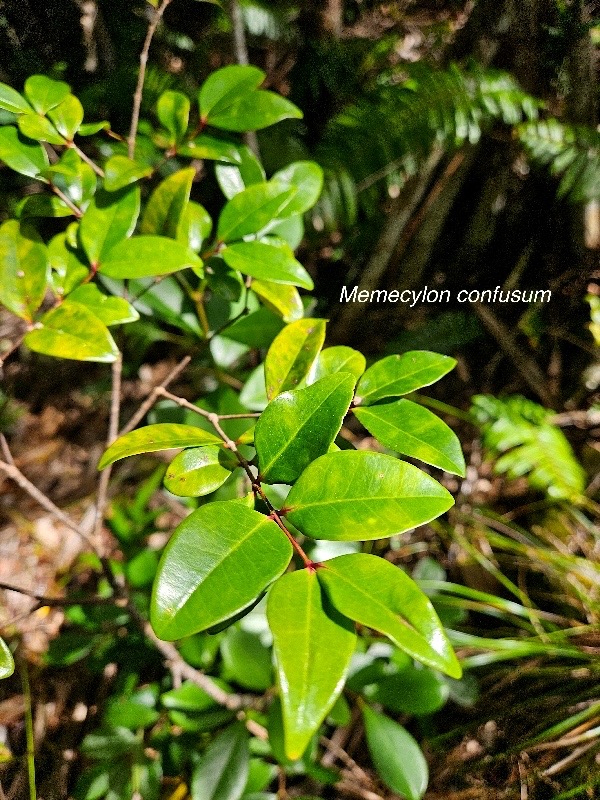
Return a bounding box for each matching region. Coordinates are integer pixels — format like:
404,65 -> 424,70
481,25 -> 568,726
119,355 -> 191,436
70,142 -> 105,178
94,353 -> 122,540
127,0 -> 173,159
0,582 -> 115,608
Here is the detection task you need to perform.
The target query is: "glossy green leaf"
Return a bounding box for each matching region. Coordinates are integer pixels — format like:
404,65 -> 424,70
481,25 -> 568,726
270,162 -> 324,217
199,65 -> 264,121
104,155 -> 153,191
48,94 -> 84,140
264,318 -> 325,400
215,144 -> 265,199
78,120 -> 110,136
177,134 -> 241,163
99,236 -> 203,278
221,628 -> 272,691
356,351 -> 456,405
25,300 -> 118,363
311,346 -> 366,385
217,183 -> 296,242
318,553 -> 461,677
366,666 -> 449,715
17,112 -> 65,145
48,232 -> 88,296
363,706 -> 428,800
24,75 -> 70,114
79,185 -> 140,265
208,91 -> 302,132
164,446 -> 234,497
0,220 -> 49,321
177,200 -> 212,251
141,167 -> 195,239
18,194 -> 72,219
0,83 -> 31,114
98,424 -> 221,469
285,451 -> 454,541
267,569 -> 356,760
0,637 -> 14,680
251,280 -> 303,323
151,501 -> 292,639
222,241 -> 312,290
157,90 -> 190,145
255,374 -> 354,484
191,722 -> 249,800
42,149 -> 96,207
355,399 -> 466,476
0,126 -> 49,179
68,284 -> 139,326
269,215 -> 304,249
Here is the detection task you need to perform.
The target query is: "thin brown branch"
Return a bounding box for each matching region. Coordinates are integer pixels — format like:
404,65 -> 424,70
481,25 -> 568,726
70,142 -> 105,178
0,582 -> 115,609
127,0 -> 173,159
119,356 -> 191,436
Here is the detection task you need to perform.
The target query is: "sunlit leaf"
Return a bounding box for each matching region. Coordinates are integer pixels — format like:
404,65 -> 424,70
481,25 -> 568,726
264,319 -> 325,400
25,300 -> 118,363
98,424 -> 221,469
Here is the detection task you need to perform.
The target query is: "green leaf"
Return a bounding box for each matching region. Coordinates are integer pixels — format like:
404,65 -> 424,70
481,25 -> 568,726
354,399 -> 465,477
310,346 -> 366,385
48,232 -> 88,296
365,666 -> 449,715
0,220 -> 49,321
217,183 -> 296,242
42,149 -> 96,207
24,300 -> 118,363
18,194 -> 72,219
99,236 -> 203,278
199,65 -> 264,121
67,284 -> 139,326
104,155 -> 153,191
98,424 -> 221,469
0,637 -> 14,680
157,90 -> 190,145
363,706 -> 428,800
164,445 -> 234,497
264,319 -> 326,400
356,352 -> 456,405
48,94 -> 84,140
0,83 -> 31,114
17,113 -> 65,145
208,91 -> 302,132
251,280 -> 303,323
78,120 -> 110,136
79,186 -> 140,265
222,241 -> 312,290
255,374 -> 354,484
177,200 -> 212,251
104,698 -> 160,730
24,75 -> 70,114
141,167 -> 195,239
215,144 -> 265,199
317,553 -> 461,677
0,126 -> 49,179
151,501 -> 292,639
191,722 -> 249,800
177,134 -> 242,163
270,162 -> 324,217
162,680 -> 226,712
285,451 -> 454,541
267,569 -> 356,760
221,628 -> 272,691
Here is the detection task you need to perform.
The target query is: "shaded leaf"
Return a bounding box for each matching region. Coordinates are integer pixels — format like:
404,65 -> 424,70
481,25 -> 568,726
48,232 -> 88,296
222,241 -> 312,290
365,666 -> 449,715
221,628 -> 272,691
208,91 -> 302,132
18,194 -> 72,219
25,300 -> 118,363
157,90 -> 190,145
264,318 -> 325,400
78,121 -> 110,136
0,220 -> 49,321
79,185 -> 140,265
191,723 -> 249,800
141,167 -> 195,239
0,126 -> 49,179
216,144 -> 265,199
356,352 -> 456,405
177,134 -> 242,163
164,446 -> 234,497
99,236 -> 203,278
98,424 -> 221,469
0,637 -> 14,680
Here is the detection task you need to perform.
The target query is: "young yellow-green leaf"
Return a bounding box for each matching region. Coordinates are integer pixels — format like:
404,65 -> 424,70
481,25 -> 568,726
363,706 -> 428,800
48,94 -> 84,140
79,185 -> 140,265
356,351 -> 456,405
48,232 -> 88,296
68,284 -> 139,326
141,167 -> 195,239
267,569 -> 356,760
99,236 -> 203,278
215,144 -> 265,199
177,201 -> 212,252
317,554 -> 461,677
25,300 -> 118,363
354,399 -> 466,477
0,220 -> 49,321
17,113 -> 65,145
151,501 -> 292,639
98,424 -> 221,469
164,446 -> 234,497
252,280 -> 303,323
177,134 -> 241,163
208,91 -> 302,132
0,126 -> 49,179
199,65 -> 265,121
0,637 -> 14,680
191,722 -> 249,800
255,374 -> 354,484
157,90 -> 190,145
217,183 -> 296,242
0,83 -> 31,114
222,241 -> 312,290
285,451 -> 454,541
104,155 -> 153,191
264,319 -> 326,400
310,346 -> 366,385
270,162 -> 324,217
24,75 -> 70,114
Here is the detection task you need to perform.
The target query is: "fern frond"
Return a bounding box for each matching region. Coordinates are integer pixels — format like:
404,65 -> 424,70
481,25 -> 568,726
471,395 -> 586,501
517,119 -> 600,202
